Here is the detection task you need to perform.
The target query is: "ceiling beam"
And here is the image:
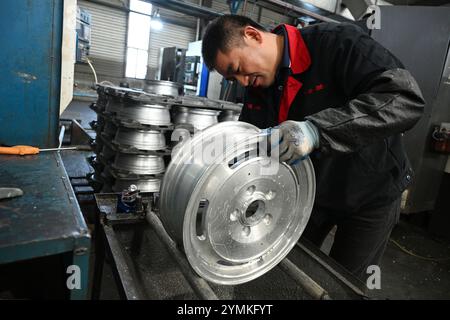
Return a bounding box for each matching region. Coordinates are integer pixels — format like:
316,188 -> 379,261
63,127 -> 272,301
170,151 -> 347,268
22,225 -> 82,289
146,0 -> 222,20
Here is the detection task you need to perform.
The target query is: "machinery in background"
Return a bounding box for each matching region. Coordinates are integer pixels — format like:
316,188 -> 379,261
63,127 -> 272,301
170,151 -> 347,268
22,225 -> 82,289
185,40 -> 204,96
184,40 -> 223,99
157,45 -> 206,96
371,6 -> 450,215
76,6 -> 91,63
184,55 -> 201,95
158,46 -> 186,85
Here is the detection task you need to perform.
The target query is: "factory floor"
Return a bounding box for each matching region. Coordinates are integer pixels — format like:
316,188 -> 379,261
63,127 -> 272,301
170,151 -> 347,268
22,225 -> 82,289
87,220 -> 450,300
63,98 -> 450,300
321,222 -> 450,299
377,222 -> 450,299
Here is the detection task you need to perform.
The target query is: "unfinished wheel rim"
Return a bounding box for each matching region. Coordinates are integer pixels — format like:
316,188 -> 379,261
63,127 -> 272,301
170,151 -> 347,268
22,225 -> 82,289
159,121 -> 315,285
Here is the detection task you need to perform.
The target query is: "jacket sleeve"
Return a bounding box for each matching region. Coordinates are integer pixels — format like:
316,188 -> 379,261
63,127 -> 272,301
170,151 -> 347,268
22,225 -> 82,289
305,24 -> 425,154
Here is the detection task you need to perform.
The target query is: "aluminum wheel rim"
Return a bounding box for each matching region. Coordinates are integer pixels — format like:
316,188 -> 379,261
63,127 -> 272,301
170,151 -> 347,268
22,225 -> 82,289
117,104 -> 171,126
219,109 -> 241,122
172,106 -> 220,131
113,153 -> 165,175
144,80 -> 182,97
159,121 -> 315,285
113,127 -> 166,151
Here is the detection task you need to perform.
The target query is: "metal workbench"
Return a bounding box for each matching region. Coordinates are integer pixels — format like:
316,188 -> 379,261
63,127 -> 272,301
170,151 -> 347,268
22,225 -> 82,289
0,153 -> 91,299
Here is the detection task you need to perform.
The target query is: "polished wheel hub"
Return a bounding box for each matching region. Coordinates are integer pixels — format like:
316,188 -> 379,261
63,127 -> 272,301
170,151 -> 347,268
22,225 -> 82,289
159,121 -> 315,284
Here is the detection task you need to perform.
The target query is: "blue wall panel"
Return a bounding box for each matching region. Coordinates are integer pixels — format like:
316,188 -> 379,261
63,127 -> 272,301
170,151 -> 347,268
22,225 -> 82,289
0,0 -> 63,147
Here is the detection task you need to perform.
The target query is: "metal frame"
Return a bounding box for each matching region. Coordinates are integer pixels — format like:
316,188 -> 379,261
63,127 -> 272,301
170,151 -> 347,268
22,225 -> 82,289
92,193 -> 369,300
146,0 -> 349,23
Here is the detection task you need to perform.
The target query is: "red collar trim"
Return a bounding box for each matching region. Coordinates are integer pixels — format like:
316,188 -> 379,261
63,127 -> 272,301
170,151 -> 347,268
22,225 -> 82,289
272,24 -> 311,74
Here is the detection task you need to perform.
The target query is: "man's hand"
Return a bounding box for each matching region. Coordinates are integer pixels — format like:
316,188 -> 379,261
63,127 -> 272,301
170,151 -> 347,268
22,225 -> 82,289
271,120 -> 320,164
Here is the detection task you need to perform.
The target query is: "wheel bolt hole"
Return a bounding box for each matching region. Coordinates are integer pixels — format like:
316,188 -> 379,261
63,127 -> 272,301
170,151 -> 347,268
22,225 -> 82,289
263,214 -> 273,225
230,210 -> 239,222
242,226 -> 251,237
266,190 -> 276,200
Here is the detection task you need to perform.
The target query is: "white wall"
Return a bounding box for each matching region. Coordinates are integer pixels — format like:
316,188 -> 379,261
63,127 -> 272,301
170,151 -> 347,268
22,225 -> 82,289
61,0 -> 77,113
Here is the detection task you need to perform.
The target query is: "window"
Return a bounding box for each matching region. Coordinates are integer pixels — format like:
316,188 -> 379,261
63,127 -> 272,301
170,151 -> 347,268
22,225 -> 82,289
125,0 -> 152,79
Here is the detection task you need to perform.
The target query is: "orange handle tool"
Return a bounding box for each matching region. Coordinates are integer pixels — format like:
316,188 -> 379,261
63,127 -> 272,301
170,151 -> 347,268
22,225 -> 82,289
0,145 -> 40,155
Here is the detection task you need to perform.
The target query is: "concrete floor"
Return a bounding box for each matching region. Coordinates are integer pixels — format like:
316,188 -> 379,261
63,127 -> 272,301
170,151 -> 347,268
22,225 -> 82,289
62,98 -> 450,300
374,222 -> 450,299
89,217 -> 450,300
320,222 -> 450,299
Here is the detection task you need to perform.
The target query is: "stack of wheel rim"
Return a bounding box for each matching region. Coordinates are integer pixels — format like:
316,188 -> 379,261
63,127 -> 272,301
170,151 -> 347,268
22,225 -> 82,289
89,83 -> 244,195
170,96 -> 222,138
159,121 -> 316,284
170,96 -> 242,145
89,83 -> 174,194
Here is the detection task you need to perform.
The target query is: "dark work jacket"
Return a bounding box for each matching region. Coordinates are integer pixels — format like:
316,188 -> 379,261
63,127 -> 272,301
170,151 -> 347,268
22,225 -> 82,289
239,23 -> 425,214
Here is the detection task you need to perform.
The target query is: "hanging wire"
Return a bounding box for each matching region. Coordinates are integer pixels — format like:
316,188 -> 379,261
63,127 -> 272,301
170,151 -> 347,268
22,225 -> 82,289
86,58 -> 98,84
390,239 -> 450,262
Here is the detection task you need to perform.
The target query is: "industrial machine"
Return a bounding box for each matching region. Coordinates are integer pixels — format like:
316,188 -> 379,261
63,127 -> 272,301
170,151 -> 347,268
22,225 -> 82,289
76,6 -> 91,63
184,55 -> 201,94
158,46 -> 186,85
184,40 -> 221,98
371,6 -> 450,215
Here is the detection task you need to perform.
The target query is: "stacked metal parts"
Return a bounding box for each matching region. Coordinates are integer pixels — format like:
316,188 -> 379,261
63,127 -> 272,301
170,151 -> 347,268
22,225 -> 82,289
89,84 -> 172,194
171,96 -> 241,133
88,81 -> 242,195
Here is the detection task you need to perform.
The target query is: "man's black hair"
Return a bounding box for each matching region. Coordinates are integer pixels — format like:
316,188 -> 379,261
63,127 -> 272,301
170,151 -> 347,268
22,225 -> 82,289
201,14 -> 267,71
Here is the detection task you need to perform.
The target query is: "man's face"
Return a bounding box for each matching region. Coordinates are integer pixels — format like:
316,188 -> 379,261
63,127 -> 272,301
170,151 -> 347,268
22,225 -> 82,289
214,27 -> 277,88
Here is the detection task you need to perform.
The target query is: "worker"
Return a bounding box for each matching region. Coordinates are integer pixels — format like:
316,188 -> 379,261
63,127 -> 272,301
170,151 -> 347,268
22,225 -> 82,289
201,15 -> 425,282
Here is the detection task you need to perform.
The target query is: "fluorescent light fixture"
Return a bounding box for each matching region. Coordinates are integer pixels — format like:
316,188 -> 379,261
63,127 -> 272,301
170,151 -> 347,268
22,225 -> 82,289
151,11 -> 163,30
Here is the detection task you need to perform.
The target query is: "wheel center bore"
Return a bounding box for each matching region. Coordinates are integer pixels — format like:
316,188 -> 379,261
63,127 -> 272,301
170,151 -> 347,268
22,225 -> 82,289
244,200 -> 265,222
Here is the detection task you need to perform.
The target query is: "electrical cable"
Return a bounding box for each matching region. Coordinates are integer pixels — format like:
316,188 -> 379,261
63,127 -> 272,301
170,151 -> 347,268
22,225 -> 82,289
86,58 -> 98,84
389,239 -> 450,262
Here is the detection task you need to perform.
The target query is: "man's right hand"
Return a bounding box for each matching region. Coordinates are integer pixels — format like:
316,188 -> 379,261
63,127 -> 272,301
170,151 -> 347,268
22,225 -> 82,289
269,120 -> 320,164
